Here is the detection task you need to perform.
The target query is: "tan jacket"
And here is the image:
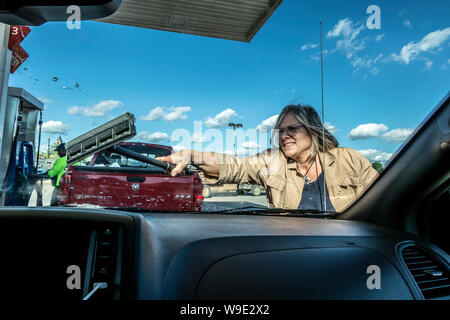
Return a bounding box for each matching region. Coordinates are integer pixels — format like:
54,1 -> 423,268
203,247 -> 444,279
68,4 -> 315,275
205,147 -> 379,212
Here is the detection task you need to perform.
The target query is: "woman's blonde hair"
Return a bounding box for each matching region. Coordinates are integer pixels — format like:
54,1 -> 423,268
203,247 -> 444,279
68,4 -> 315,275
273,104 -> 339,162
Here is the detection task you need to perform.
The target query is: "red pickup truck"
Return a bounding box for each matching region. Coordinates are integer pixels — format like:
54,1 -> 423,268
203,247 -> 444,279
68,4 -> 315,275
58,142 -> 204,211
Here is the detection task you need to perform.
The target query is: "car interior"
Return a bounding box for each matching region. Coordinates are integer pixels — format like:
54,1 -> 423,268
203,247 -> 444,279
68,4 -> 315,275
0,0 -> 448,301
0,93 -> 448,300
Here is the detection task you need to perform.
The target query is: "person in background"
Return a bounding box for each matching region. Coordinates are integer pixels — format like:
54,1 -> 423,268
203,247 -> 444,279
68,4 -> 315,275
33,143 -> 67,206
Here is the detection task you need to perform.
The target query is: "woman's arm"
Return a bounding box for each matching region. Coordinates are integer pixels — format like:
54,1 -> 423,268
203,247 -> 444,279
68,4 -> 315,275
156,149 -> 272,185
347,148 -> 379,196
156,150 -> 220,177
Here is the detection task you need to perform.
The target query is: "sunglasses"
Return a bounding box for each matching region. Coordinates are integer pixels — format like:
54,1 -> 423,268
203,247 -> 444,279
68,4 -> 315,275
276,124 -> 304,137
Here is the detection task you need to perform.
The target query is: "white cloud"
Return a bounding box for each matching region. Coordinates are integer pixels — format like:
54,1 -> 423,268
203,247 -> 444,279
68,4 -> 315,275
324,122 -> 338,134
241,141 -> 260,150
136,131 -> 169,142
205,108 -> 237,128
67,100 -> 122,117
165,106 -> 191,122
326,18 -> 381,77
42,120 -> 69,134
140,106 -> 165,121
359,149 -> 393,162
443,59 -> 450,69
403,20 -> 412,29
351,57 -> 367,68
192,132 -> 206,143
348,123 -> 388,140
398,10 -> 412,29
140,106 -> 191,122
350,56 -> 380,75
239,148 -> 258,157
327,18 -> 354,38
226,148 -> 258,157
172,144 -> 186,152
256,115 -> 278,132
310,49 -> 328,61
374,54 -> 384,63
348,54 -> 383,76
375,34 -> 385,42
382,128 -> 413,143
301,43 -> 318,51
328,18 -> 365,59
424,60 -> 433,70
369,67 -> 380,76
390,27 -> 450,64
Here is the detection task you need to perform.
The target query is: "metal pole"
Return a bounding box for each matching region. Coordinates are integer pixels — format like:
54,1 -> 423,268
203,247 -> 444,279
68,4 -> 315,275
228,123 -> 243,156
233,125 -> 236,156
320,21 -> 326,212
35,110 -> 42,173
0,23 -> 11,206
47,138 -> 50,159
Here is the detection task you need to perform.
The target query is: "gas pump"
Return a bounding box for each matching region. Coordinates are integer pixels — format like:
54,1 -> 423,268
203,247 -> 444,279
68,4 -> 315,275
0,87 -> 43,206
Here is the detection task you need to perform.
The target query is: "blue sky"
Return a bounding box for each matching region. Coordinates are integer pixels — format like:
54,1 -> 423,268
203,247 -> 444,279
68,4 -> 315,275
9,0 -> 450,163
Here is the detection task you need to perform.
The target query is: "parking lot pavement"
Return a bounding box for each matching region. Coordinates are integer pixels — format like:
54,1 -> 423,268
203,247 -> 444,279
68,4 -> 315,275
28,180 -> 53,206
202,191 -> 268,211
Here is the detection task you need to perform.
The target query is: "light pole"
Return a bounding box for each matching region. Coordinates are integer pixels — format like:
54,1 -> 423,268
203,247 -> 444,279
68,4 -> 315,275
228,122 -> 242,156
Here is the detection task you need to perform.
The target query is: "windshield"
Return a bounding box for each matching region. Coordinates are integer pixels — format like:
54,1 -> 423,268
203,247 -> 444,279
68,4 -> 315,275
2,0 -> 449,214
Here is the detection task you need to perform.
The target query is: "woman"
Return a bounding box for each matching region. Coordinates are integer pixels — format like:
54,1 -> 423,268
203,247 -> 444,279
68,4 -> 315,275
156,104 -> 379,212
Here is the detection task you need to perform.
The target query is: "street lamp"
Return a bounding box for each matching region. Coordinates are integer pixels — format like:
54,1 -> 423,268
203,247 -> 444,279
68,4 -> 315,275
228,122 -> 243,156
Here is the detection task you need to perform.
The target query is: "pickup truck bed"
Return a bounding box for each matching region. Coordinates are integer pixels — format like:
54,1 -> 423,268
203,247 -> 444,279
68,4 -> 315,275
58,142 -> 203,211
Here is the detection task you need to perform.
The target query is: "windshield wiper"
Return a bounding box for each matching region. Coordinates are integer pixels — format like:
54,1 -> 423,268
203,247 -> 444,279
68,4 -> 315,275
61,204 -> 338,217
202,206 -> 339,218
103,206 -> 195,213
61,204 -> 187,213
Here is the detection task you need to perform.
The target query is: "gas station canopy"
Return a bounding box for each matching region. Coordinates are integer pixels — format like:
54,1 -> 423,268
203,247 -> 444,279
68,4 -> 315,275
97,0 -> 283,42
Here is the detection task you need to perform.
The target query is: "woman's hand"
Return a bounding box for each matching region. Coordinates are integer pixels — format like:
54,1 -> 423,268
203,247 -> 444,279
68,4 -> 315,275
156,150 -> 192,176
157,150 -> 220,178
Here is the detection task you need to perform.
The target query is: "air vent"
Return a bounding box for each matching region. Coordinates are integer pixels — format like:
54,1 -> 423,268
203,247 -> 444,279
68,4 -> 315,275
88,226 -> 118,299
401,245 -> 450,299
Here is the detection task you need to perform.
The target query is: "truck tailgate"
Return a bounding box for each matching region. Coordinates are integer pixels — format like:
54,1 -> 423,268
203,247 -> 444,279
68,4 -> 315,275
66,166 -> 197,211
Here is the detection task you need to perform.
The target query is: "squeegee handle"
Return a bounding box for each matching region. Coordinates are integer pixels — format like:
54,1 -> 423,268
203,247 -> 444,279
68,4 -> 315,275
109,145 -> 177,171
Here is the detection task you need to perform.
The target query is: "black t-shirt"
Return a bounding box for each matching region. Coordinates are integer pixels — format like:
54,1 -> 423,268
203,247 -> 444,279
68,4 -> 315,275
298,172 -> 335,212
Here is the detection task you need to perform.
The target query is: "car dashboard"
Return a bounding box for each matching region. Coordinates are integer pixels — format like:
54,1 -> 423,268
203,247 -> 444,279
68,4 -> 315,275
0,207 -> 449,300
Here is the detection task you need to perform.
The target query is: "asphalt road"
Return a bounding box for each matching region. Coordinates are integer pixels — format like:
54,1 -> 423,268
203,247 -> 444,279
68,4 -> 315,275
202,191 -> 267,211
28,180 -> 53,206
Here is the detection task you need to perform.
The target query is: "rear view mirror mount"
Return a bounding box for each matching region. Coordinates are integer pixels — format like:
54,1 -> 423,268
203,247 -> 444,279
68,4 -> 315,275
0,0 -> 122,26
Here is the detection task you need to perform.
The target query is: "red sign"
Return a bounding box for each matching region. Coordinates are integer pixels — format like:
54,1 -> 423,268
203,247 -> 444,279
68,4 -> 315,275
8,26 -> 31,51
10,45 -> 29,74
